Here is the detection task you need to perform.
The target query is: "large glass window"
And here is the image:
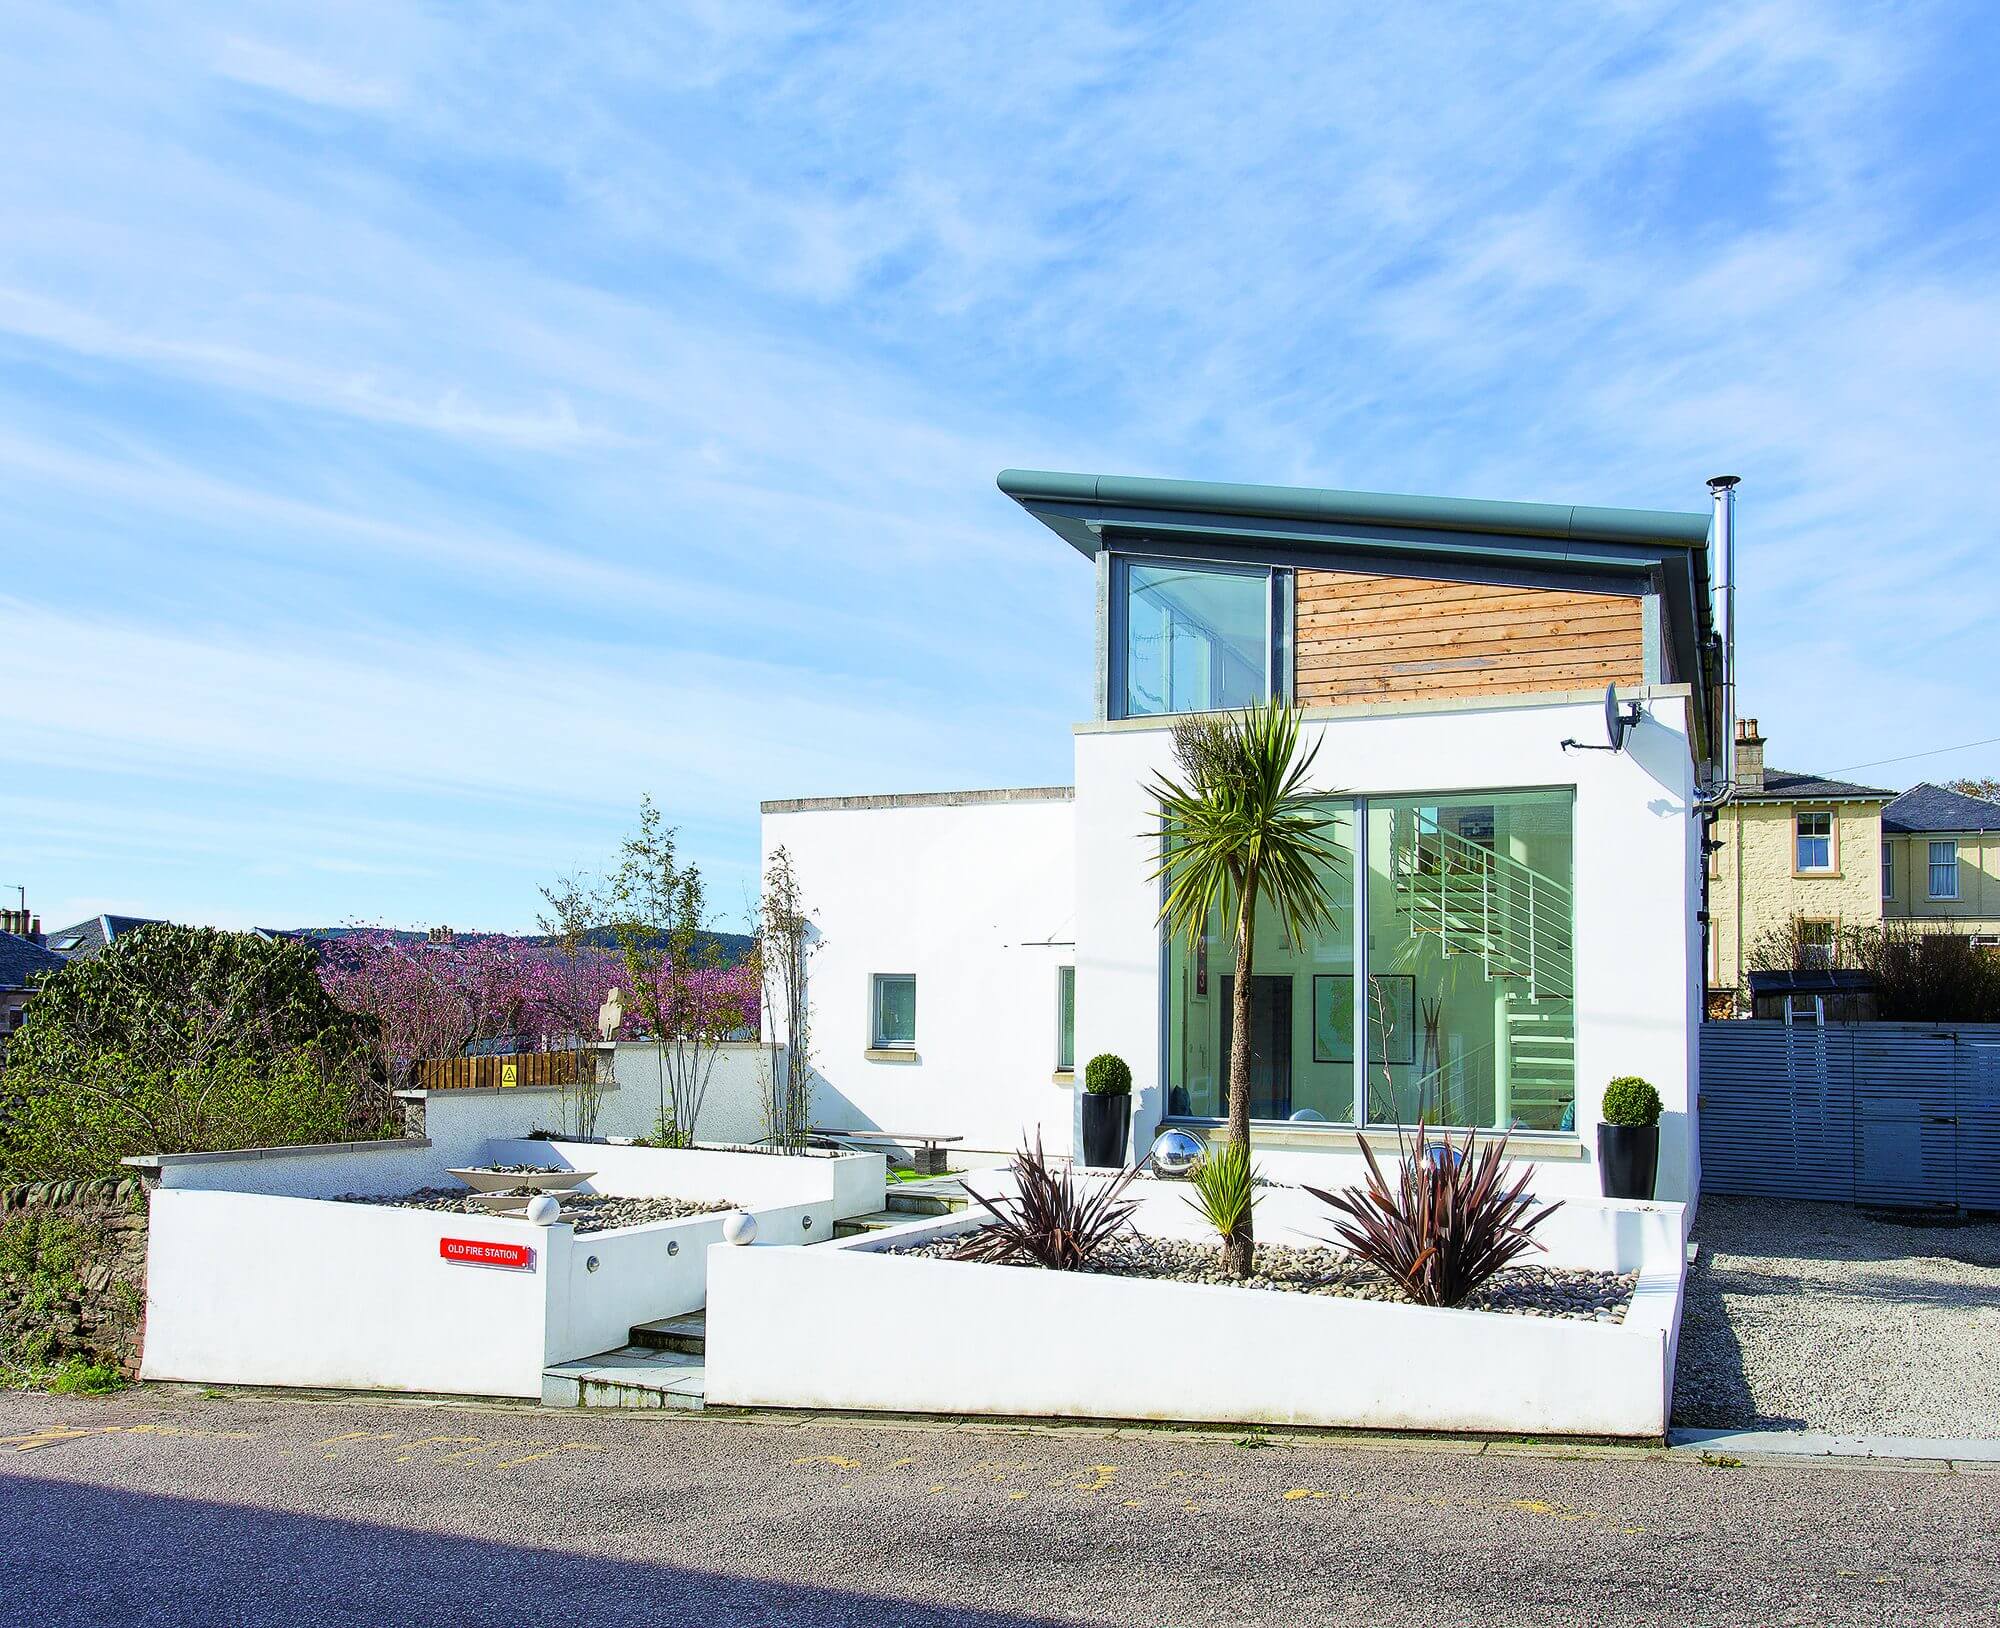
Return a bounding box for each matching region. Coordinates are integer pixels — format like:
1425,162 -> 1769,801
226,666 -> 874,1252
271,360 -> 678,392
1165,803 -> 1356,1123
1164,789 -> 1577,1134
871,974 -> 916,1049
1116,558 -> 1272,718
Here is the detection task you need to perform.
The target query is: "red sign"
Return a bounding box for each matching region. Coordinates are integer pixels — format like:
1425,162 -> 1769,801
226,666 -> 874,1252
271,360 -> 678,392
440,1237 -> 535,1271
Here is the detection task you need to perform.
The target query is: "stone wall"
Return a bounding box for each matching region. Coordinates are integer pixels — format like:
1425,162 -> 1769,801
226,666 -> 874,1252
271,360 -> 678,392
1708,799 -> 1885,994
0,1178 -> 149,1378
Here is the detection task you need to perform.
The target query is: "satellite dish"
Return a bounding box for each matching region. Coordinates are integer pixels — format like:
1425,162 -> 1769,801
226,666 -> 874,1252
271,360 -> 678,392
1562,684 -> 1643,754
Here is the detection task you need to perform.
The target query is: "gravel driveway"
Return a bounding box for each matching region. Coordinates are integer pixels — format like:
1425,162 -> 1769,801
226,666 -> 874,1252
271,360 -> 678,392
1673,1196 -> 2000,1438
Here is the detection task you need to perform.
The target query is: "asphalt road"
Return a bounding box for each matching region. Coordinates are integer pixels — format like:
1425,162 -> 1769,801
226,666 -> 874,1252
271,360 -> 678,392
2,1390 -> 1996,1627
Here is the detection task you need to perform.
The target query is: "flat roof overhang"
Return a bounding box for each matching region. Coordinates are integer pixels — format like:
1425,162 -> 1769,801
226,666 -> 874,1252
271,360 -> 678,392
998,467 -> 1719,762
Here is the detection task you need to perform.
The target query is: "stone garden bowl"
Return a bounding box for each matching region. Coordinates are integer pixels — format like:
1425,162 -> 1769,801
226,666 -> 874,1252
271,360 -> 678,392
448,1167 -> 595,1194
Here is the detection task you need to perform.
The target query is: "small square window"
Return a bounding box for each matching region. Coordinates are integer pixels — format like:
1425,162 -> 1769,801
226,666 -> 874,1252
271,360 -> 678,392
871,974 -> 916,1049
1795,810 -> 1833,873
1055,966 -> 1076,1073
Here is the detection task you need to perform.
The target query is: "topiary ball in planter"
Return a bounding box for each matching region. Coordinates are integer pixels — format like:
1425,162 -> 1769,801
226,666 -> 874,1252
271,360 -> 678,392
1597,1075 -> 1662,1200
1080,1053 -> 1132,1168
1083,1053 -> 1132,1095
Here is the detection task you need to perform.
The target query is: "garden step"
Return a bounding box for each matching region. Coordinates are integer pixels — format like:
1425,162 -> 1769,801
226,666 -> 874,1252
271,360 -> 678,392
629,1312 -> 705,1354
832,1209 -> 906,1238
885,1187 -> 969,1216
543,1345 -> 705,1410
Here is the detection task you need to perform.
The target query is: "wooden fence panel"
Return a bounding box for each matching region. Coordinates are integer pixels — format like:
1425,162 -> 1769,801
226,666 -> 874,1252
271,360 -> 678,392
409,1049 -> 590,1091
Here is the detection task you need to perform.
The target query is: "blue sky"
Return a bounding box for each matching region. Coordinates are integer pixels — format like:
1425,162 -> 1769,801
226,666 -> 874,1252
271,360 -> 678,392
4,2 -> 1997,934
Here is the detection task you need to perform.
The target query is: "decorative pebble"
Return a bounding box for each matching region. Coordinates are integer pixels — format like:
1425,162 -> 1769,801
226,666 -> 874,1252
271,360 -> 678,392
338,1189 -> 734,1235
890,1234 -> 1636,1322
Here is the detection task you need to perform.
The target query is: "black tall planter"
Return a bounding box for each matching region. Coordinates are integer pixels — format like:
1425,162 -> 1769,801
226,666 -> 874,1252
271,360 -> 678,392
1080,1093 -> 1131,1168
1597,1123 -> 1659,1200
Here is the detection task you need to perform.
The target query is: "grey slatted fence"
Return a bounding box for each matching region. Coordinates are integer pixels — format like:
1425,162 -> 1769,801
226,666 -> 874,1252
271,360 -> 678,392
1700,1021 -> 2000,1210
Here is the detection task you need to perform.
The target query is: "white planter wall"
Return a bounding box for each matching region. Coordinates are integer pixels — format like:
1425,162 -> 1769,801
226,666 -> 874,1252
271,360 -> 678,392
136,1131 -> 875,1398
705,1213 -> 1688,1437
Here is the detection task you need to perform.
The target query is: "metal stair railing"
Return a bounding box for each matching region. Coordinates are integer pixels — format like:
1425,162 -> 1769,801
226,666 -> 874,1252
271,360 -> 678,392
1388,807 -> 1574,1001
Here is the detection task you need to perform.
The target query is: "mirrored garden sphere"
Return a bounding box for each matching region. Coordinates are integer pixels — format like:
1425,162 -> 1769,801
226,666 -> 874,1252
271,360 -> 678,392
1149,1128 -> 1205,1177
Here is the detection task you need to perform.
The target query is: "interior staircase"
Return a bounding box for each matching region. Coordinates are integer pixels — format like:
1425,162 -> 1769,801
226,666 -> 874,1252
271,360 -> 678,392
543,1179 -> 970,1409
1390,807 -> 1575,1131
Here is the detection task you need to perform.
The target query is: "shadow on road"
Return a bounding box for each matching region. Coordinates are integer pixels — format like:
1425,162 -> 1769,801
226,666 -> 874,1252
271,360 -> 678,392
0,1473 -> 1082,1628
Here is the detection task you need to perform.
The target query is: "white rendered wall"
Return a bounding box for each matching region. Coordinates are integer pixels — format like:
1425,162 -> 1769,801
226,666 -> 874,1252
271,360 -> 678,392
705,1223 -> 1686,1437
1074,691 -> 1703,1203
484,1137 -> 885,1221
761,794 -> 1078,1158
601,1041 -> 776,1145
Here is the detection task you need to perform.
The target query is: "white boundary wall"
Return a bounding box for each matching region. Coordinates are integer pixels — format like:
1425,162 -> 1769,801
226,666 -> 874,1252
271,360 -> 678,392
135,1105 -> 884,1398
705,1189 -> 1688,1437
761,792 -> 1078,1158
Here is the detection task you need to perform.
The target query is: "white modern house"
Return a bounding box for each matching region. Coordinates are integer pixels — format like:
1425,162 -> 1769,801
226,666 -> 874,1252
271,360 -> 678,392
764,469 -> 1738,1204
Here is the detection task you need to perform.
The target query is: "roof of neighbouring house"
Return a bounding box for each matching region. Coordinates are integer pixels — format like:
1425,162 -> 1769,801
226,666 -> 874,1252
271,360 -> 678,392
45,914 -> 166,959
1884,782 -> 2000,834
0,932 -> 67,992
1733,769 -> 1895,805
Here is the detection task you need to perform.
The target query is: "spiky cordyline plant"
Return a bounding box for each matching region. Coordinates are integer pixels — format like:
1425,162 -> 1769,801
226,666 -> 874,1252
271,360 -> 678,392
1306,1127 -> 1561,1308
952,1134 -> 1140,1271
1185,1137 -> 1259,1258
1147,699 -> 1345,1278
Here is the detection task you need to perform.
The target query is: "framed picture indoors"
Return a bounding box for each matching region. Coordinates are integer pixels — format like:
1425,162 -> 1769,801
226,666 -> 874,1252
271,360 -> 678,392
1312,973 -> 1416,1067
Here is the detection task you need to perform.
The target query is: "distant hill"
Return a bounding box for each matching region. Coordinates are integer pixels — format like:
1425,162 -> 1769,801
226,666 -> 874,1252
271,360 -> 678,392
274,925 -> 757,964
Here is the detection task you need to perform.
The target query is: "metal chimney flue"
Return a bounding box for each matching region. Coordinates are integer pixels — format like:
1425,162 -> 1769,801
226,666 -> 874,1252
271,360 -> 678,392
1697,476 -> 1740,808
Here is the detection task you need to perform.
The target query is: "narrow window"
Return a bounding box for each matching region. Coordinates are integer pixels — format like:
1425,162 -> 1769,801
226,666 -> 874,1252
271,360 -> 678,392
1798,919 -> 1837,970
1055,965 -> 1076,1073
1881,843 -> 1894,900
1929,840 -> 1959,899
871,974 -> 916,1050
1794,810 -> 1833,873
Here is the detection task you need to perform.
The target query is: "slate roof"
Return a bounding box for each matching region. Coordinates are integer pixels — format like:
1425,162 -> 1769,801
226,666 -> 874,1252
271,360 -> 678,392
45,914 -> 165,959
1884,782 -> 2000,834
1734,769 -> 1895,804
0,932 -> 67,992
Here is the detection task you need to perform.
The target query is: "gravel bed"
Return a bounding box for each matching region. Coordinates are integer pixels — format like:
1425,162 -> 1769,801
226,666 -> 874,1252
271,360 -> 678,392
1673,1195 -> 2000,1436
338,1189 -> 734,1235
890,1234 -> 1635,1321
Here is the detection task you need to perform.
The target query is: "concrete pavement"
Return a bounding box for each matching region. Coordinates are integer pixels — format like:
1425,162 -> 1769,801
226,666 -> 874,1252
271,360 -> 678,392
2,1389 -> 1996,1626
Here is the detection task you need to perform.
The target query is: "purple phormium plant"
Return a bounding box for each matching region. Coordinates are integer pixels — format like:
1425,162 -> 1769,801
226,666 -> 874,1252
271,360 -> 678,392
953,1134 -> 1141,1271
1306,1126 -> 1561,1308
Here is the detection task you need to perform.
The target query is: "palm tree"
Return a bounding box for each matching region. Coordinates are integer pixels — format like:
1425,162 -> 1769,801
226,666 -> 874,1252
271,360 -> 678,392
1147,700 -> 1345,1278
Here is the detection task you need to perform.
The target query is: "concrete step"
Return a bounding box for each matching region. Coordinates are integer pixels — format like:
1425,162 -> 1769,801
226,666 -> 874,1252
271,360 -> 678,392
832,1209 -> 904,1238
543,1346 -> 705,1410
885,1186 -> 969,1216
629,1312 -> 705,1354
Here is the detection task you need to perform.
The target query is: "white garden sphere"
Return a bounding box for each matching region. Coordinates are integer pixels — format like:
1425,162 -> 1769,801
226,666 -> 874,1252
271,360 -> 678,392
525,1194 -> 562,1226
721,1210 -> 758,1247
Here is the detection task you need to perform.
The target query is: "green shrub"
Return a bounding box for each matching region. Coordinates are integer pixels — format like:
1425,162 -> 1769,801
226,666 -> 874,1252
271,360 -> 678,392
1186,1138 -> 1259,1247
3,1045 -> 387,1181
1083,1053 -> 1131,1096
1,923 -> 392,1179
1600,1076 -> 1662,1128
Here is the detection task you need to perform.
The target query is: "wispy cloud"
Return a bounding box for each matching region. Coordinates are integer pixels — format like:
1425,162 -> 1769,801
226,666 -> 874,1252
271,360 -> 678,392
3,0 -> 1993,928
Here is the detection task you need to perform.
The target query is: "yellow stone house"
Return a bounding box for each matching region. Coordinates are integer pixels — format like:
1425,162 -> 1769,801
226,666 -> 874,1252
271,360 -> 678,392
1705,719 -> 1891,1003
1706,720 -> 2000,1006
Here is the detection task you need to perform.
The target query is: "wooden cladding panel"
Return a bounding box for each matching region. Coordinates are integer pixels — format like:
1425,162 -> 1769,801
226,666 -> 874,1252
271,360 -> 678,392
1295,569 -> 1643,705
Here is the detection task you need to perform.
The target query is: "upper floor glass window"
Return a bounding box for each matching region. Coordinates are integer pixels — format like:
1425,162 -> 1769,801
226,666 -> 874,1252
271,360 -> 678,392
1929,840 -> 1959,899
1114,557 -> 1273,718
1794,810 -> 1833,873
